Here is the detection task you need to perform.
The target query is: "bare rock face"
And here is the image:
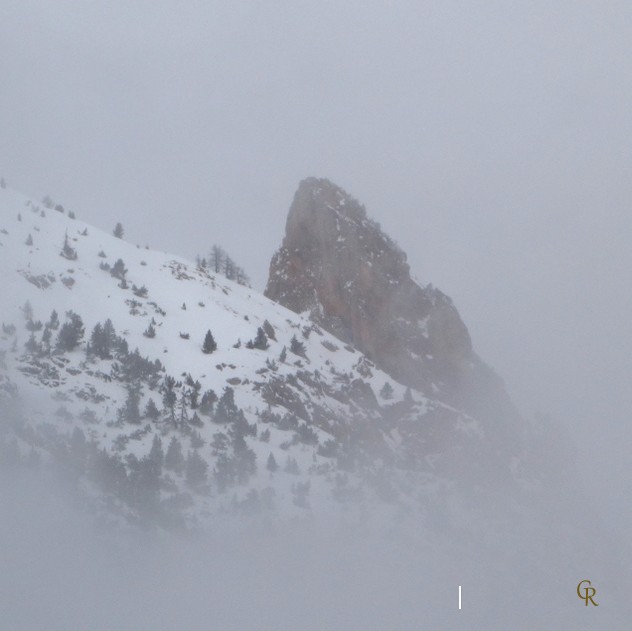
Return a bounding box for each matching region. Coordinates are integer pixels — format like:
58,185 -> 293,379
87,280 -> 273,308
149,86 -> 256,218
267,179 -> 469,395
266,178 -> 519,430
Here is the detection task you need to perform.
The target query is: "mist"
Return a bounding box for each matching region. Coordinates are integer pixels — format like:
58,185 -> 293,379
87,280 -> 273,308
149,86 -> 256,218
1,376 -> 629,629
1,2 -> 631,628
2,458 -> 629,631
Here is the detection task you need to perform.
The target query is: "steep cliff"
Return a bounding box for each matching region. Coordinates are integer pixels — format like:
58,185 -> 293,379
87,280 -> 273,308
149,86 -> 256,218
266,177 -> 521,440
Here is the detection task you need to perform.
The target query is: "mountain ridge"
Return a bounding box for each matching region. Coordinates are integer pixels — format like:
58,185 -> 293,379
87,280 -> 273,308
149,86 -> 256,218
266,177 -> 521,452
0,180 -> 525,528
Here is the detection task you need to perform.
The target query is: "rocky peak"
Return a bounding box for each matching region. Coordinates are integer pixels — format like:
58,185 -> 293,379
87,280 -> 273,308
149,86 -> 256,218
266,178 -> 468,398
266,178 -> 519,436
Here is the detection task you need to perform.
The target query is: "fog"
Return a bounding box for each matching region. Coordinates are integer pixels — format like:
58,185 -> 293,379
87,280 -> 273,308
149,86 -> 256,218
2,463 -> 629,630
1,2 -> 631,628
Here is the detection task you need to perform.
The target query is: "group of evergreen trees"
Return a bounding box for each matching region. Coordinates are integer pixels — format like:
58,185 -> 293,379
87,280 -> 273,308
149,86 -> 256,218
113,381 -> 259,498
56,311 -> 84,351
41,194 -> 75,217
65,365 -> 284,510
21,306 -> 85,356
290,335 -> 306,358
246,327 -> 269,350
87,319 -> 117,358
197,245 -> 250,286
64,427 -> 208,524
202,325 -> 273,354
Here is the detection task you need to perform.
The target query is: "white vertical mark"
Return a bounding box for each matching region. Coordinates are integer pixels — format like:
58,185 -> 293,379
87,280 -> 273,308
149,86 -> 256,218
459,585 -> 462,610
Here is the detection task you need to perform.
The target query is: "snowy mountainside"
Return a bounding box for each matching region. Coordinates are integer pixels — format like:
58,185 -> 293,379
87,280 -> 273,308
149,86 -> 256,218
0,184 -> 486,527
266,178 -> 523,460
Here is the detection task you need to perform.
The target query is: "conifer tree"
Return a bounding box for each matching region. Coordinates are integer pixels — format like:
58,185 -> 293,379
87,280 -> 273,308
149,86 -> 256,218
87,323 -> 103,357
210,245 -> 224,273
162,375 -> 177,424
380,382 -> 394,400
199,389 -> 217,416
48,309 -> 60,330
246,327 -> 269,351
144,398 -> 160,420
56,312 -> 84,352
40,326 -> 52,355
215,387 -> 238,424
119,383 -> 142,424
177,391 -> 189,428
188,379 -> 201,409
202,329 -> 217,354
114,336 -> 129,359
290,335 -> 306,358
224,255 -> 235,280
262,319 -> 276,341
102,319 -> 116,348
60,232 -> 77,260
88,321 -> 117,359
110,258 -> 127,280
113,222 -> 124,239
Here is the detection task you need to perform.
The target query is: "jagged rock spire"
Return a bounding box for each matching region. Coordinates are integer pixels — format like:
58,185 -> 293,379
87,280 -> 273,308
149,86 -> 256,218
266,178 -> 519,433
266,179 -> 467,392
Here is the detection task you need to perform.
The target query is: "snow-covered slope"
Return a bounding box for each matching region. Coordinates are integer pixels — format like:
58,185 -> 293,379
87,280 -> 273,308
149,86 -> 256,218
0,186 -> 389,410
1,184 -> 493,527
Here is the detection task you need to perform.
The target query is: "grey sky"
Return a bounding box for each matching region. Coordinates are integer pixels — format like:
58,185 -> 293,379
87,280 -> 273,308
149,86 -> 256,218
2,1 -> 631,521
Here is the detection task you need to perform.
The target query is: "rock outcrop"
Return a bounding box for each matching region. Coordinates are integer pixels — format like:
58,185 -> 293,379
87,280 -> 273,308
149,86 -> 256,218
266,177 -> 520,436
